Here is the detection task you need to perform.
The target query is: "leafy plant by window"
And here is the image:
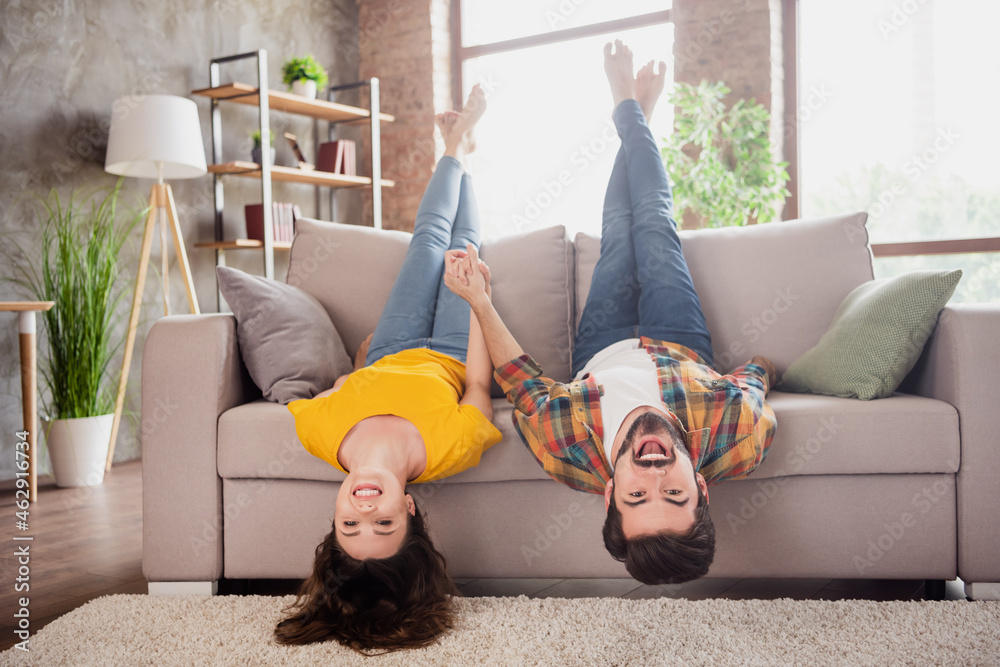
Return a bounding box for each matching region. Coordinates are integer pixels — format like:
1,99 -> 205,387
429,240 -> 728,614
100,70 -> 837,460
5,182 -> 146,419
281,55 -> 329,89
661,80 -> 789,228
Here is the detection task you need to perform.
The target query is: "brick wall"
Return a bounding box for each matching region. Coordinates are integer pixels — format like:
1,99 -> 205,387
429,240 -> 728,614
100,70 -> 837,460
358,0 -> 452,231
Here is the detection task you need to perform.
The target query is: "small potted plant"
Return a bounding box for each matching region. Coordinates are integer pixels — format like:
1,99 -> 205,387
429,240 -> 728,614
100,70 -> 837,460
282,55 -> 328,100
251,128 -> 276,165
5,182 -> 145,487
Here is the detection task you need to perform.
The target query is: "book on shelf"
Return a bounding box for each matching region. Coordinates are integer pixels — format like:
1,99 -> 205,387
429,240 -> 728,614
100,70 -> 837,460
345,140 -> 356,176
245,202 -> 301,243
317,139 -> 356,175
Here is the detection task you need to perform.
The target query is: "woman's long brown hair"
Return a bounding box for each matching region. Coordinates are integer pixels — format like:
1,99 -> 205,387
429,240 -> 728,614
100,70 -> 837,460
274,503 -> 460,654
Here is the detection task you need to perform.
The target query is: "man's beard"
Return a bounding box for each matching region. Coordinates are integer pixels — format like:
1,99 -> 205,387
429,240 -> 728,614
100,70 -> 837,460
615,410 -> 690,469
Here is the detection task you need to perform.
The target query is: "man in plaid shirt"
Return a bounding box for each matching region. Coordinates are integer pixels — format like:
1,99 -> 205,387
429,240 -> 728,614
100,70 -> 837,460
446,40 -> 777,584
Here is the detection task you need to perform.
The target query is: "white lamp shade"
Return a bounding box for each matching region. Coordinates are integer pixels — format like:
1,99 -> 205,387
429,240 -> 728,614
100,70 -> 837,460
105,94 -> 207,180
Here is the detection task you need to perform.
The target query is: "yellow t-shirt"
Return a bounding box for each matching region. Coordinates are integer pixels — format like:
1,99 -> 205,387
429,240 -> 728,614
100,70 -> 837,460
287,348 -> 502,483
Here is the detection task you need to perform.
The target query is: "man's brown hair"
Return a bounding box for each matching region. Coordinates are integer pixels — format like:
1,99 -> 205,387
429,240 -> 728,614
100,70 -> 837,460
602,483 -> 715,584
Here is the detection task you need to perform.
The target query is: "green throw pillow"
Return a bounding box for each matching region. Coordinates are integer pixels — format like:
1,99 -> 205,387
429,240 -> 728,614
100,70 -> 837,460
779,269 -> 962,400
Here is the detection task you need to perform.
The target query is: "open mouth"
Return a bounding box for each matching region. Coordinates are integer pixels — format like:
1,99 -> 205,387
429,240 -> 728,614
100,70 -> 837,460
353,483 -> 382,498
636,437 -> 670,461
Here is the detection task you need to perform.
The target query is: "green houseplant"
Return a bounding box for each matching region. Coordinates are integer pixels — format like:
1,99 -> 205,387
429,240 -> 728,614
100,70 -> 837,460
661,80 -> 789,228
250,128 -> 276,165
281,55 -> 328,100
7,182 -> 145,487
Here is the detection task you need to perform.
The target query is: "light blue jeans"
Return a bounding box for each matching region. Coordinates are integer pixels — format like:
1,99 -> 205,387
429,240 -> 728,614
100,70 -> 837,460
366,156 -> 480,365
572,100 -> 714,376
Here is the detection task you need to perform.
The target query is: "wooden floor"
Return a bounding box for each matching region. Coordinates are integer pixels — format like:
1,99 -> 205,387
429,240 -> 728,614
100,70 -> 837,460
1,460 -> 147,652
0,461 -> 969,652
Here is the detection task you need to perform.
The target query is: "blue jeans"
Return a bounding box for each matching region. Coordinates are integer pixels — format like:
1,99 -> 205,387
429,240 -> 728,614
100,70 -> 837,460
366,156 -> 480,365
572,100 -> 713,376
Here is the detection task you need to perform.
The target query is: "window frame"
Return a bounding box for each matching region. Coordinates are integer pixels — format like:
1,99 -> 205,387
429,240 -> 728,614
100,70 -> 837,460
783,0 -> 800,220
451,2 -> 672,110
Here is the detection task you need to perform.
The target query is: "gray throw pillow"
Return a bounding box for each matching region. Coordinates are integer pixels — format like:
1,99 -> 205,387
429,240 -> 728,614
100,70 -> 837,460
217,266 -> 352,404
779,269 -> 962,400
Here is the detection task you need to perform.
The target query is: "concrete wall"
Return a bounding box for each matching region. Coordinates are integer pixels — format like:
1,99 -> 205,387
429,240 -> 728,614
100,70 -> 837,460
0,0 -> 360,480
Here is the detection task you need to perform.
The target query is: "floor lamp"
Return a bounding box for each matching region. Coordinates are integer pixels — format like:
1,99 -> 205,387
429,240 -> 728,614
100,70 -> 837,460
104,94 -> 207,471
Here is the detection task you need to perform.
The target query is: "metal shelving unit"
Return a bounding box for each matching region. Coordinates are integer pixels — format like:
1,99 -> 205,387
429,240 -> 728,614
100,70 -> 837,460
192,49 -> 393,301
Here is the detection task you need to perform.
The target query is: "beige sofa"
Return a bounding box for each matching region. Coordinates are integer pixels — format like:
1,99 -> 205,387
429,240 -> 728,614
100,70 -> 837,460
141,212 -> 1000,600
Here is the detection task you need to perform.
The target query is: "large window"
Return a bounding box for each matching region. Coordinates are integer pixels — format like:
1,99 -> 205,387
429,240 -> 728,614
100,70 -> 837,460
455,3 -> 673,239
798,0 -> 1000,302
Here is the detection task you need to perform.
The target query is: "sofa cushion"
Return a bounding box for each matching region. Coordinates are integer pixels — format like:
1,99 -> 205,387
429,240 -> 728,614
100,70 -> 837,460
216,266 -> 353,403
779,269 -> 962,400
289,219 -> 575,383
218,401 -> 343,482
749,391 -> 959,481
575,213 -> 874,374
217,392 -> 959,483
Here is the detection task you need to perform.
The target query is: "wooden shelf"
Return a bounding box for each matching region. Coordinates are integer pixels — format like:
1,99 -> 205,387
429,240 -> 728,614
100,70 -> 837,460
0,301 -> 54,312
208,161 -> 395,189
192,82 -> 395,124
195,239 -> 292,251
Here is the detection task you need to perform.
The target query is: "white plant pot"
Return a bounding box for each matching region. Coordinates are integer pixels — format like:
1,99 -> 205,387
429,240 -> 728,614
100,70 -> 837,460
291,79 -> 317,99
43,414 -> 112,488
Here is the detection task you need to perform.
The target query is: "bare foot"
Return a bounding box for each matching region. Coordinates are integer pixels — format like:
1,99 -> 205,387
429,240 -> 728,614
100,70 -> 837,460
442,84 -> 487,160
435,111 -> 460,139
636,59 -> 667,121
604,40 -> 635,109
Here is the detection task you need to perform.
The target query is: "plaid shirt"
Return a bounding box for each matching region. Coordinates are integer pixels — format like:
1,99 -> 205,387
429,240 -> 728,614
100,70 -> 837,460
494,337 -> 776,495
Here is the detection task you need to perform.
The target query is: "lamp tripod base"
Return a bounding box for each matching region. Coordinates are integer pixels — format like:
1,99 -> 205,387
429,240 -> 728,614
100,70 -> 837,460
106,183 -> 199,471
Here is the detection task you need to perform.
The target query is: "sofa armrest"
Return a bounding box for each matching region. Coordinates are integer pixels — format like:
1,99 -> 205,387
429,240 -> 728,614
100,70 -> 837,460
141,314 -> 258,583
903,304 -> 1000,586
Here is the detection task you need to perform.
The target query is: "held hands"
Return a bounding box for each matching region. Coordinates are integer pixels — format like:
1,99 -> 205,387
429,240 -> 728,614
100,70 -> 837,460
444,244 -> 492,306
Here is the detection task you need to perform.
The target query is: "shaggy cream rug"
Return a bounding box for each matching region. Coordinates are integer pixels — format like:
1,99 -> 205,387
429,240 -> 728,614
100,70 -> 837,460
2,594 -> 998,666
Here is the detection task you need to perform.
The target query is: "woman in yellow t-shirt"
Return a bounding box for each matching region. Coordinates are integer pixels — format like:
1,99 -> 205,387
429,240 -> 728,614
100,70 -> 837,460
275,85 -> 500,654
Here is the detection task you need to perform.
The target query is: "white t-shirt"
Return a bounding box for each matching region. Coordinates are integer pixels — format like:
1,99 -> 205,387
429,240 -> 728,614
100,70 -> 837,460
574,338 -> 664,471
